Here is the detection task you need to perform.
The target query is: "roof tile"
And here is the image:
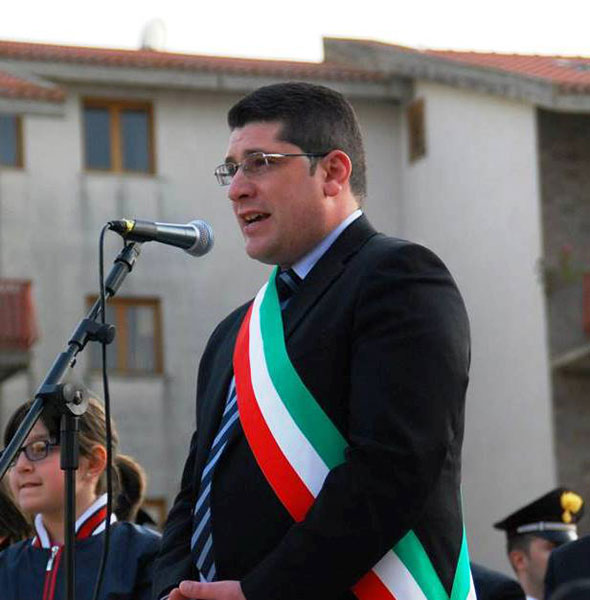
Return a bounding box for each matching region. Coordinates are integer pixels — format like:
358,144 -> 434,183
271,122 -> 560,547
0,68 -> 64,102
0,39 -> 386,83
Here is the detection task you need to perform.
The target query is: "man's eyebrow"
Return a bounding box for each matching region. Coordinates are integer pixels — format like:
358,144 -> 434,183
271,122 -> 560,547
224,148 -> 267,163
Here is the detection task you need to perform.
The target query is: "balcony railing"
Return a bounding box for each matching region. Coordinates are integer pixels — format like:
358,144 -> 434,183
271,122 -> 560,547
0,279 -> 38,350
0,280 -> 38,382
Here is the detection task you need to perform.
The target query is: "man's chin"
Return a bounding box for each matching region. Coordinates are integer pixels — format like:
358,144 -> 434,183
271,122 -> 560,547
244,244 -> 277,266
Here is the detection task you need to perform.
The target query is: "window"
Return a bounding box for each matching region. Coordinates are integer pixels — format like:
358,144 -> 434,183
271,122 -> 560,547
86,296 -> 163,374
407,98 -> 426,162
0,115 -> 23,168
83,99 -> 155,173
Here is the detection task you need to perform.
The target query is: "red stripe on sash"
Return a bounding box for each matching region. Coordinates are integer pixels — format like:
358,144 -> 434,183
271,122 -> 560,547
234,301 -> 399,600
234,305 -> 315,521
353,570 -> 397,600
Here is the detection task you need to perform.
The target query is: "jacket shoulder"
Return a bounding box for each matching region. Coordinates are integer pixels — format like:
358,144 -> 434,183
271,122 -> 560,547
111,521 -> 161,551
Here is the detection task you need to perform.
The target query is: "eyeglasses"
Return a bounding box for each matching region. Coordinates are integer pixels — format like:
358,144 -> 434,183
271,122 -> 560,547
214,152 -> 328,186
6,438 -> 58,468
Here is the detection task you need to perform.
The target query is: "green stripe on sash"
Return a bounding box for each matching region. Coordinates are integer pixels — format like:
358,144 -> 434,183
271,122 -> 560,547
450,529 -> 472,600
255,267 -> 473,600
259,268 -> 347,469
394,527 -> 471,600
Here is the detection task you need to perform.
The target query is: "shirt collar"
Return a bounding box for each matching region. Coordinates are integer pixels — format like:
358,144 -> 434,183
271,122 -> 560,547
291,209 -> 362,280
32,493 -> 117,548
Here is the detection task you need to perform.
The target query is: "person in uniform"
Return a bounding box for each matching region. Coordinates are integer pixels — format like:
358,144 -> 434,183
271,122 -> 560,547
494,487 -> 584,600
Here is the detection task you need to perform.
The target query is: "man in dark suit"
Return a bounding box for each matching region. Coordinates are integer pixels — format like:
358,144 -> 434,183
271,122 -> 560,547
545,536 -> 590,599
152,82 -> 472,600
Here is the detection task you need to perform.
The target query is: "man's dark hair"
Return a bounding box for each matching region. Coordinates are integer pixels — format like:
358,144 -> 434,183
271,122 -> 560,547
227,82 -> 367,200
507,533 -> 535,555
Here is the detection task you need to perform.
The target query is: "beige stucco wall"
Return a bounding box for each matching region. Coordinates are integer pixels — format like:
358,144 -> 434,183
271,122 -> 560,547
399,81 -> 556,572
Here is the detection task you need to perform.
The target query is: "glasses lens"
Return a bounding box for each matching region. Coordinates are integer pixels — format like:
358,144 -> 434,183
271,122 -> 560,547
26,440 -> 50,462
242,153 -> 271,175
214,163 -> 236,186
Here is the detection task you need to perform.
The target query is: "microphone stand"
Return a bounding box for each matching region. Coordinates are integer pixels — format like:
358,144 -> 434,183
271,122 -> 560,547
0,242 -> 142,600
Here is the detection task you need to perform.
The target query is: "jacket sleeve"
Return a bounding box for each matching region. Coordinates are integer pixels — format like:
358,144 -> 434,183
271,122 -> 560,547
241,243 -> 471,600
151,429 -> 199,599
129,527 -> 163,600
151,308 -> 247,600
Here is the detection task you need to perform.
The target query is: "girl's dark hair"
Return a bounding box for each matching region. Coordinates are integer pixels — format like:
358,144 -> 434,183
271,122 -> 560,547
0,478 -> 32,548
114,453 -> 147,522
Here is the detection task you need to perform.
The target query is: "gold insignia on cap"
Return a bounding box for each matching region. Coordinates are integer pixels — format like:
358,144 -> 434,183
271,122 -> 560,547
561,491 -> 583,523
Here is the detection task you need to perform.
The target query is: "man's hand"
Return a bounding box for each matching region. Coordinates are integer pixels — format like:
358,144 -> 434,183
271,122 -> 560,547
168,580 -> 246,600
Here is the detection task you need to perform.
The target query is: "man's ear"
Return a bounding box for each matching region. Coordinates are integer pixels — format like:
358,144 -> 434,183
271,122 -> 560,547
321,150 -> 352,198
508,549 -> 527,574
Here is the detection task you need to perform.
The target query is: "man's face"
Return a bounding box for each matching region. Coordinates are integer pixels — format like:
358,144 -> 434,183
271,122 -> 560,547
521,537 -> 557,598
225,121 -> 334,268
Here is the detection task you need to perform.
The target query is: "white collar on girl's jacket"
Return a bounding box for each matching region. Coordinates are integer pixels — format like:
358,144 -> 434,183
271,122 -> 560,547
32,494 -> 117,548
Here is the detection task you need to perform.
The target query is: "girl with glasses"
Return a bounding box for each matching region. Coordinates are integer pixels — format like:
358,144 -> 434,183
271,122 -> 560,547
0,394 -> 160,600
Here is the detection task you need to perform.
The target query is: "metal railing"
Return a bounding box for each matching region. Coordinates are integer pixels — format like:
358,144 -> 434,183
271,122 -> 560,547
0,279 -> 38,351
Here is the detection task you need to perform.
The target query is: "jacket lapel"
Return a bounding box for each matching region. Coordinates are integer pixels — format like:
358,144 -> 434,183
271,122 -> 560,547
283,214 -> 378,339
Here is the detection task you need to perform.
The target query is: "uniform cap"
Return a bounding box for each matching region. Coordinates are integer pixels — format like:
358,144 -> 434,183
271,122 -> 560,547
494,487 -> 584,545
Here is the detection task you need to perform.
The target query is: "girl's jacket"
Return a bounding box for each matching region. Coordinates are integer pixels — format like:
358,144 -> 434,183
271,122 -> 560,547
0,494 -> 160,600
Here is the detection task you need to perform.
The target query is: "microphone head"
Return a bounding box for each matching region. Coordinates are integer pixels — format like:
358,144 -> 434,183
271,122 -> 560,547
186,220 -> 214,257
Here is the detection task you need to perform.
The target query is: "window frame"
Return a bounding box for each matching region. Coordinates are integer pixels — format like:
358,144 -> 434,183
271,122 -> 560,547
82,98 -> 156,174
85,295 -> 164,375
407,97 -> 427,163
0,114 -> 24,169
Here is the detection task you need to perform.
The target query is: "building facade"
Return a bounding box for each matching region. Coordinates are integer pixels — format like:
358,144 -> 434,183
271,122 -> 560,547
1,37 -> 588,570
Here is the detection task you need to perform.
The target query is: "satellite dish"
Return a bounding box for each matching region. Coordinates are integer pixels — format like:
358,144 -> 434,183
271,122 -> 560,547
140,18 -> 167,51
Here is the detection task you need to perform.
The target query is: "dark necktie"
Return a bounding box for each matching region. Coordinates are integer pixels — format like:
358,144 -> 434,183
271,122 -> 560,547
191,268 -> 301,581
275,268 -> 302,308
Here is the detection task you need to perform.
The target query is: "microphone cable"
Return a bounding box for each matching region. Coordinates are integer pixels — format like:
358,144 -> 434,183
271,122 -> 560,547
90,224 -> 116,600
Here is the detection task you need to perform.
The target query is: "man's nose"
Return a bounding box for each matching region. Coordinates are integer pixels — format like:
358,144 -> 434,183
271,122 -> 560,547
228,168 -> 255,203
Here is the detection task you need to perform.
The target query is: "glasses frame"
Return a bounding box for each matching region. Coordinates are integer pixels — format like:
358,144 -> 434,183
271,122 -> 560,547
214,151 -> 329,186
6,437 -> 59,468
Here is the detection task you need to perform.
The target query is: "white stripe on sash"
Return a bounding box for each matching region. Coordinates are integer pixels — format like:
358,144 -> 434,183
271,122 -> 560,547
249,285 -> 329,497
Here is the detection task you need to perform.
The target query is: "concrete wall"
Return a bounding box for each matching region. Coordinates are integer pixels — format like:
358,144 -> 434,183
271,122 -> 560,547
398,81 -> 556,571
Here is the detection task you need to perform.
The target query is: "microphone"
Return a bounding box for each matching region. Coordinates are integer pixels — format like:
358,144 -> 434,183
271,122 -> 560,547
108,219 -> 214,257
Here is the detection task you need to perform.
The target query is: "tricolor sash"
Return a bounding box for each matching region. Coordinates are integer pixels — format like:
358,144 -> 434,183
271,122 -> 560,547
233,268 -> 476,600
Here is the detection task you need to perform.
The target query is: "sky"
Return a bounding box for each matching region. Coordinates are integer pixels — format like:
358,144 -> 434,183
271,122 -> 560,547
1,0 -> 589,62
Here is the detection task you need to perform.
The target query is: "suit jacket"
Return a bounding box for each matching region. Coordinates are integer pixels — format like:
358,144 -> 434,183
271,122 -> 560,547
545,536 -> 590,599
152,216 -> 471,600
471,562 -> 525,600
